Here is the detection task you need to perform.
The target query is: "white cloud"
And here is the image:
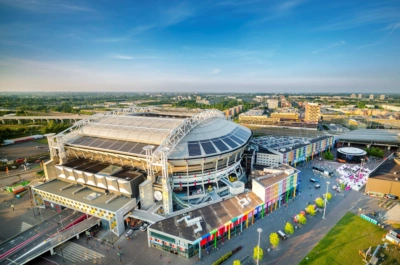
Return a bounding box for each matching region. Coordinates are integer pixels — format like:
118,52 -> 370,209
110,55 -> 134,60
382,22 -> 400,34
313,41 -> 346,54
1,0 -> 95,13
210,68 -> 221,74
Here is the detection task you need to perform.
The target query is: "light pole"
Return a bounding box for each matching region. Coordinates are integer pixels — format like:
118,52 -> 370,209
322,181 -> 330,219
257,228 -> 262,265
59,215 -> 63,228
72,219 -> 75,235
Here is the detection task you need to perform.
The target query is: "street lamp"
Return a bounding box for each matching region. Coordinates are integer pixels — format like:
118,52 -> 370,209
257,228 -> 263,265
322,181 -> 330,219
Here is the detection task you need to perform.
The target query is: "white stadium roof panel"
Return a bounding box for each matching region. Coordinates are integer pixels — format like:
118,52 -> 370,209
169,118 -> 251,159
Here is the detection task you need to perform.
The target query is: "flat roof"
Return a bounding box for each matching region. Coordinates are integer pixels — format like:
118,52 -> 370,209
369,159 -> 400,181
337,147 -> 367,155
34,179 -> 134,212
150,192 -> 263,242
252,165 -> 298,187
338,129 -> 400,144
63,158 -> 145,180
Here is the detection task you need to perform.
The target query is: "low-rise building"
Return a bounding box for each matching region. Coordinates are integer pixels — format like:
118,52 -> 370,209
252,135 -> 334,166
252,164 -> 300,211
256,149 -> 280,167
270,112 -> 299,120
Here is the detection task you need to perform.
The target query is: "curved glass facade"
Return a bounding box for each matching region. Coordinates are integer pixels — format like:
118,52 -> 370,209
337,151 -> 366,163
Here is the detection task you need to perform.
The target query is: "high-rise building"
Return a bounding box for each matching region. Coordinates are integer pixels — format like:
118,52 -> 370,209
304,102 -> 320,123
380,94 -> 385,100
266,99 -> 279,109
350,94 -> 357,98
369,94 -> 374,100
358,94 -> 362,99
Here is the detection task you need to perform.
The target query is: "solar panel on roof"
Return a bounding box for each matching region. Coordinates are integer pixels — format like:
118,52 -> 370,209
230,135 -> 244,144
221,137 -> 238,148
212,139 -> 229,152
200,141 -> 217,155
119,141 -> 137,152
71,136 -> 88,145
109,140 -> 126,150
234,133 -> 248,141
188,142 -> 202,156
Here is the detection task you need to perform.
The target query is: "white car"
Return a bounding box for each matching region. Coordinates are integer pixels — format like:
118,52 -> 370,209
139,223 -> 148,232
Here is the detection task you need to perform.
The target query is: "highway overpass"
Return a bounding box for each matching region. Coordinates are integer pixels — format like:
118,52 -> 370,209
0,208 -> 100,265
0,115 -> 90,124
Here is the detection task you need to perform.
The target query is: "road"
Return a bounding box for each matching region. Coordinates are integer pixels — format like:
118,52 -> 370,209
0,208 -> 85,264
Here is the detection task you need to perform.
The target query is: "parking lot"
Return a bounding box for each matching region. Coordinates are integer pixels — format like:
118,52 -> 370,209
0,141 -> 49,162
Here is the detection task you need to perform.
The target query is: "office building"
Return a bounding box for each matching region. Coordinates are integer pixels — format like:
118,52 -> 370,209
380,95 -> 385,100
369,94 -> 374,100
304,102 -> 320,123
358,94 -> 362,99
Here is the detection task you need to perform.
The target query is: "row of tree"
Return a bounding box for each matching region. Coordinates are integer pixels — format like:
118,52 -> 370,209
364,147 -> 384,158
253,192 -> 333,263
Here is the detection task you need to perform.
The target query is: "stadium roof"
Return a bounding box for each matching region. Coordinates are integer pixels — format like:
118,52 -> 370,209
59,108 -> 249,160
168,118 -> 251,159
338,129 -> 400,145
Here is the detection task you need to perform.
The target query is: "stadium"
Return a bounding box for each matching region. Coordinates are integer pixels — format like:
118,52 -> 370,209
337,147 -> 367,163
33,107 -> 251,235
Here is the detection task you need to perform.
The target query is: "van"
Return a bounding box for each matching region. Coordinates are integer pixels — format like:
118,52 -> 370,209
277,230 -> 287,240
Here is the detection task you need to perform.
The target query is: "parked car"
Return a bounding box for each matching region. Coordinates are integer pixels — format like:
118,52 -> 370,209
385,194 -> 399,200
125,229 -> 133,237
315,184 -> 321,189
310,178 -> 319,183
139,223 -> 149,232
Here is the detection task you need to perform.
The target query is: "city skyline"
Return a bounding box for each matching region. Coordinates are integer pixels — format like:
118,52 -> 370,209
0,0 -> 399,92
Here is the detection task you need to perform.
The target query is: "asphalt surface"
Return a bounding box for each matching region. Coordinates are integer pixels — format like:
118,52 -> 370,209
0,208 -> 84,264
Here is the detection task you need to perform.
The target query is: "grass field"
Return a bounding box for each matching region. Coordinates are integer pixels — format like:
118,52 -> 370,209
299,212 -> 400,265
34,138 -> 48,144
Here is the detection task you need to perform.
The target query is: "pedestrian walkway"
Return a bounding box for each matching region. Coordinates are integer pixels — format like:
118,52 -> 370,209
20,222 -> 33,233
55,242 -> 104,263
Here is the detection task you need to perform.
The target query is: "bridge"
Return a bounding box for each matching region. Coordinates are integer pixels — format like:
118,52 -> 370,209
0,208 -> 100,265
0,115 -> 90,124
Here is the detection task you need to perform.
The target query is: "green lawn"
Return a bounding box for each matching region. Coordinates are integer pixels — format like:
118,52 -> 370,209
34,138 -> 48,144
299,212 -> 400,265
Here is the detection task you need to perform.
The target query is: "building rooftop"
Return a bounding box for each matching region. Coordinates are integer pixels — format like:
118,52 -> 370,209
338,129 -> 400,145
369,159 -> 400,181
34,179 -> 134,212
150,191 -> 262,242
251,135 -> 331,153
252,165 -> 299,187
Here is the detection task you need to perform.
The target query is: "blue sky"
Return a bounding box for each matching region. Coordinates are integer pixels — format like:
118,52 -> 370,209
0,0 -> 399,93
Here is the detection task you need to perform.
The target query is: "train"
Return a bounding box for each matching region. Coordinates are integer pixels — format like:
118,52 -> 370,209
1,135 -> 44,146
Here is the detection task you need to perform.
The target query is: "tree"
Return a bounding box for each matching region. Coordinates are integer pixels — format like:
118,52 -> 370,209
340,182 -> 345,191
233,260 -> 241,265
253,246 -> 263,261
270,232 -> 280,247
298,214 -> 307,225
284,222 -> 294,235
325,192 -> 332,201
323,151 -> 334,160
305,205 -> 316,216
315,197 -> 325,208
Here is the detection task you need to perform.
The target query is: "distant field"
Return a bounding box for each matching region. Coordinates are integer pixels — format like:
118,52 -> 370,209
34,138 -> 48,145
299,212 -> 400,265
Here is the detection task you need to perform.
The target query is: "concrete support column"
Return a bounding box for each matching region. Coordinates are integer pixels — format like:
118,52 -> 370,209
1,119 -> 4,124
18,119 -> 21,124
50,248 -> 55,255
76,234 -> 79,239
